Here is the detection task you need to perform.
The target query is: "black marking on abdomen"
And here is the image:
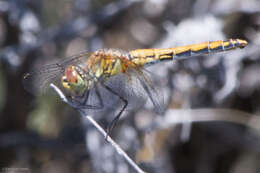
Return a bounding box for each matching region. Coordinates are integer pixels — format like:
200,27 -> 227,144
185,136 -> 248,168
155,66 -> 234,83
145,60 -> 160,66
175,49 -> 192,58
191,47 -> 209,55
210,45 -> 224,52
159,52 -> 173,61
234,40 -> 241,47
146,55 -> 155,59
224,42 -> 235,50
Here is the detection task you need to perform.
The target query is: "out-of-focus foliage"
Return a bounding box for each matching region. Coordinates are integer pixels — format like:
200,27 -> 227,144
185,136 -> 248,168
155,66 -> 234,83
0,0 -> 260,173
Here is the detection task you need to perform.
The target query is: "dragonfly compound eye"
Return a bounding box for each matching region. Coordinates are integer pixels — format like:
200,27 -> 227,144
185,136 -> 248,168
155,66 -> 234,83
61,66 -> 87,96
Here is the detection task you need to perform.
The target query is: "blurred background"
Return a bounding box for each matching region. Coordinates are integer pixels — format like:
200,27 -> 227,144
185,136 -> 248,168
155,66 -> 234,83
0,0 -> 260,172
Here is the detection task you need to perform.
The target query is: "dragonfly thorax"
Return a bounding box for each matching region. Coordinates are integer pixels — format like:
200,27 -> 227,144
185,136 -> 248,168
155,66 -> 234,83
61,65 -> 90,96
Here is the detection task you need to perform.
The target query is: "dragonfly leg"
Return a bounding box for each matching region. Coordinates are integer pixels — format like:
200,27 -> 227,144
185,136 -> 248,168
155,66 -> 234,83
101,83 -> 128,138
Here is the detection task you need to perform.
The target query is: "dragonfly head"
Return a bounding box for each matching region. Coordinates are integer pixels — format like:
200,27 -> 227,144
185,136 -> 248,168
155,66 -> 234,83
61,65 -> 87,96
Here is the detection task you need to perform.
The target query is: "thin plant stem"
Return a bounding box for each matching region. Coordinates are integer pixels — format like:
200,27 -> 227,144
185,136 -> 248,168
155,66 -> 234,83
49,83 -> 146,173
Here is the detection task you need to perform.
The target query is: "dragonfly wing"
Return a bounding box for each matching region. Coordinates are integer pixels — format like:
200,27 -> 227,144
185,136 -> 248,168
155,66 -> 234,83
133,68 -> 165,114
23,63 -> 63,95
80,73 -> 147,113
102,74 -> 146,110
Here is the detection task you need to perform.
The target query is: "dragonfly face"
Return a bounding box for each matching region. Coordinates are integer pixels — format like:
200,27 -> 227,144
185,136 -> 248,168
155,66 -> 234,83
61,65 -> 89,96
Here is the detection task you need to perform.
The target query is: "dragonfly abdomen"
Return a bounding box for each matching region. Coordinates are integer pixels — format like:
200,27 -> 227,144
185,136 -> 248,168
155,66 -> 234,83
172,39 -> 247,60
129,39 -> 247,66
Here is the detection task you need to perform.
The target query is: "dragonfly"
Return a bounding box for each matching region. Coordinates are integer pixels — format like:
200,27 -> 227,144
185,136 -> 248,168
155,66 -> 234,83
23,39 -> 247,133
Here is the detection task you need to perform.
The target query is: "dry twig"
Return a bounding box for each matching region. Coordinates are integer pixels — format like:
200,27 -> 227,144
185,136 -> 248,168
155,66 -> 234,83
49,83 -> 146,173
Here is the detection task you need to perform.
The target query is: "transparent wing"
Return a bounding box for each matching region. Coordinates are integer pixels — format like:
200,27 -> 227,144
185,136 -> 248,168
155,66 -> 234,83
81,67 -> 165,114
81,73 -> 146,112
23,51 -> 91,95
105,72 -> 148,111
132,68 -> 165,114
